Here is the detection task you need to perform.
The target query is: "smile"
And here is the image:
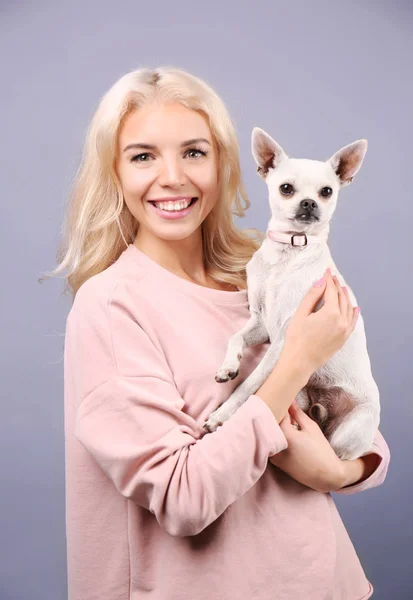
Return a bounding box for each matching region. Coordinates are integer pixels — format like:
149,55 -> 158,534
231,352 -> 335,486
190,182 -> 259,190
147,197 -> 199,220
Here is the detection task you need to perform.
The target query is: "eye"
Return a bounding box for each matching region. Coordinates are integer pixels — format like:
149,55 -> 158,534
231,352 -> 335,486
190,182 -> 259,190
131,152 -> 152,163
280,183 -> 295,196
320,186 -> 333,198
186,148 -> 208,159
130,147 -> 208,163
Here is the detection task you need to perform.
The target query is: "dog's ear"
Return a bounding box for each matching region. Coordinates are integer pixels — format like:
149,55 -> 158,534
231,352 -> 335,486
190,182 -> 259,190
327,139 -> 368,187
251,127 -> 288,179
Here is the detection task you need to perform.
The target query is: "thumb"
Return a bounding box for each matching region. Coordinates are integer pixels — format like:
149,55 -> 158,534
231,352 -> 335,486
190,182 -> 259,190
288,402 -> 312,429
296,273 -> 328,317
279,410 -> 294,432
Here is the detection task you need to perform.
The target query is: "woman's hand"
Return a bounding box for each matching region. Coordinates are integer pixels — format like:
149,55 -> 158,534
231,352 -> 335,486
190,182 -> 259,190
282,268 -> 360,375
270,401 -> 345,493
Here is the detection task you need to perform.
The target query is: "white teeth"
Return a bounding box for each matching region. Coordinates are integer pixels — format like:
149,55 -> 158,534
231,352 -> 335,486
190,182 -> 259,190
154,199 -> 191,211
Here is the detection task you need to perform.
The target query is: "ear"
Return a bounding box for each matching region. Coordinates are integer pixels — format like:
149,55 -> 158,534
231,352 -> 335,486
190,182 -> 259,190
251,127 -> 288,179
327,139 -> 368,187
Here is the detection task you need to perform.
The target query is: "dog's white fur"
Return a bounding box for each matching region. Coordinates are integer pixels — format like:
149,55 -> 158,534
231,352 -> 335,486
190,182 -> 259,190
203,127 -> 380,461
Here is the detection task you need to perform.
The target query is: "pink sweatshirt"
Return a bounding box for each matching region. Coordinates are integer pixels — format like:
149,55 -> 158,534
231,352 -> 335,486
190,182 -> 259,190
64,243 -> 390,600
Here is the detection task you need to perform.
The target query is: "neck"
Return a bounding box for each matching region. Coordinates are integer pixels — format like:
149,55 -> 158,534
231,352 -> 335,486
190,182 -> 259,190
133,230 -> 207,281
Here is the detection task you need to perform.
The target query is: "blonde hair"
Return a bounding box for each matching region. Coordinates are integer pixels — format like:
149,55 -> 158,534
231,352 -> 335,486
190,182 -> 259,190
39,66 -> 265,300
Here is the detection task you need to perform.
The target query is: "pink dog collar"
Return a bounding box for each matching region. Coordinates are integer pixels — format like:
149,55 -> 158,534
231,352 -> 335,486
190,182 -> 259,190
267,229 -> 328,247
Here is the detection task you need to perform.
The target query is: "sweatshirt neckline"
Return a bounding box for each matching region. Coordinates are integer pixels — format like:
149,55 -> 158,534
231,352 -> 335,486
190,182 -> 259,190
125,244 -> 249,304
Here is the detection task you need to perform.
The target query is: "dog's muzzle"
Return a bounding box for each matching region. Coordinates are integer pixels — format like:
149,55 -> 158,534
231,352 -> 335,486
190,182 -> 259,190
295,199 -> 320,222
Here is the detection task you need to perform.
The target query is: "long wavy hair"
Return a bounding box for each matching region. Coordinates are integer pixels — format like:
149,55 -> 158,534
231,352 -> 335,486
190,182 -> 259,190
38,66 -> 265,301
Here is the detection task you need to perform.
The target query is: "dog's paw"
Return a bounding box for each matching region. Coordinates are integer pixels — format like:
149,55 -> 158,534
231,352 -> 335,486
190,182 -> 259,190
203,404 -> 231,433
215,369 -> 239,383
215,353 -> 242,383
203,416 -> 222,433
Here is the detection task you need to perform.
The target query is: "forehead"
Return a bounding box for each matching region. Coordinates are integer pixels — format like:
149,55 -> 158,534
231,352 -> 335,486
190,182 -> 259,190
270,158 -> 336,186
118,103 -> 212,148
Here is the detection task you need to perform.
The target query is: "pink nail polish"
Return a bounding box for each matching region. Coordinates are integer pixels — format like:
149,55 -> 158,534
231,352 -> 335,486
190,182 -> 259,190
313,278 -> 325,287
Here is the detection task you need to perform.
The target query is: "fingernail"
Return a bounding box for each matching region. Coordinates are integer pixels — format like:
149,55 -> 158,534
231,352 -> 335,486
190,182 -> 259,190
313,277 -> 325,287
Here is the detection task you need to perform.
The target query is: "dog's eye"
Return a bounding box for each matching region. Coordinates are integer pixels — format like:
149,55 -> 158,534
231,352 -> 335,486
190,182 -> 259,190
320,187 -> 333,198
280,183 -> 294,196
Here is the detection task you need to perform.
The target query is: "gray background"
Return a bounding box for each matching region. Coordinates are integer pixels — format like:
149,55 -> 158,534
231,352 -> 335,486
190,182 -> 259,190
1,0 -> 412,598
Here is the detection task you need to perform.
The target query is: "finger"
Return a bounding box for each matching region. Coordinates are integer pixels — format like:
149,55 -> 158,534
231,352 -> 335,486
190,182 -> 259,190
280,410 -> 292,426
333,276 -> 349,320
289,411 -> 300,429
323,269 -> 340,310
279,414 -> 292,434
343,287 -> 353,324
297,272 -> 328,317
281,410 -> 302,433
288,402 -> 311,429
349,306 -> 360,332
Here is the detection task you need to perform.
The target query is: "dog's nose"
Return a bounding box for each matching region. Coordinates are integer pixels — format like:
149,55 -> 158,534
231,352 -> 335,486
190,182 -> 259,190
299,199 -> 318,213
295,199 -> 320,222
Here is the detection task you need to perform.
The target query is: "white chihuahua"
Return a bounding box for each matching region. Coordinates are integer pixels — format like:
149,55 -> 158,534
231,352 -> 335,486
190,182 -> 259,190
203,128 -> 380,461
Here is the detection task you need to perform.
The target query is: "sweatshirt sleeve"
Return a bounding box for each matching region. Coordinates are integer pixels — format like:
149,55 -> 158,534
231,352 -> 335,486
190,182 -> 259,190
333,429 -> 391,495
67,278 -> 288,538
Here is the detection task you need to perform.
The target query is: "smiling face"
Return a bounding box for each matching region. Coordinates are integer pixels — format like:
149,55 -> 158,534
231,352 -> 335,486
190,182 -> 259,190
116,102 -> 220,243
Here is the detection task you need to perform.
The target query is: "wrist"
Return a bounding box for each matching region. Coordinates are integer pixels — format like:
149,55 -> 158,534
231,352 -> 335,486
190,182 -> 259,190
255,351 -> 312,423
335,461 -> 349,490
337,454 -> 379,489
279,348 -> 314,386
337,459 -> 363,489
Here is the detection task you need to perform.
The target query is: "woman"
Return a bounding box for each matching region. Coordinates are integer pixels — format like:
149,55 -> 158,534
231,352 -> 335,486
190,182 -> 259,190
46,67 -> 390,599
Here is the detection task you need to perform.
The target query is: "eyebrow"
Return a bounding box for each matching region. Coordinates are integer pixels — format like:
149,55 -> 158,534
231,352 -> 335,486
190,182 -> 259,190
123,138 -> 211,153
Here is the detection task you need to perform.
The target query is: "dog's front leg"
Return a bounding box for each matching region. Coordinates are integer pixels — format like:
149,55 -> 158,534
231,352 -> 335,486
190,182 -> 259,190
204,336 -> 285,432
215,310 -> 269,383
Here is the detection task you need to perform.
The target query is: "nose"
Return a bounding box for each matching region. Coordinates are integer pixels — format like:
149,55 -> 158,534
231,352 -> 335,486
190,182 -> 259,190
295,198 -> 320,222
299,199 -> 319,213
158,156 -> 188,188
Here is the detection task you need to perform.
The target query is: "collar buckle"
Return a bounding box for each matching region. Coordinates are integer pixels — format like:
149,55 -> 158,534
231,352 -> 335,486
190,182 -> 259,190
291,233 -> 308,247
